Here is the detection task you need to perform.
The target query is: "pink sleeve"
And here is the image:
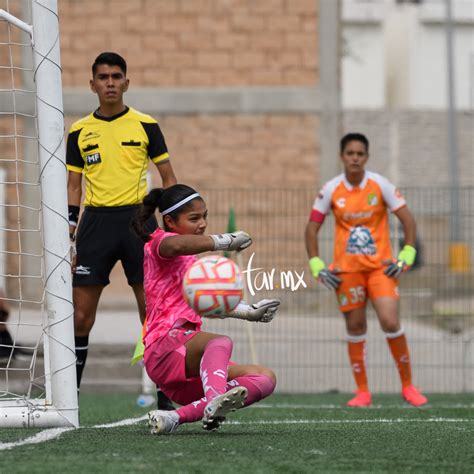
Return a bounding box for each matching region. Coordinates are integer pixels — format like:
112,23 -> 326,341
147,230 -> 177,260
309,181 -> 334,222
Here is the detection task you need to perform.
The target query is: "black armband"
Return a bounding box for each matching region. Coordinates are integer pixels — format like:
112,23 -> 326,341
68,205 -> 80,226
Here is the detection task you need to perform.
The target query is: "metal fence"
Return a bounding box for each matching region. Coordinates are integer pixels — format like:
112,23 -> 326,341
198,187 -> 474,393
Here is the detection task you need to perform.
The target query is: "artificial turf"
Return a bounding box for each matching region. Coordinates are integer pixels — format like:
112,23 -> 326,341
0,393 -> 472,473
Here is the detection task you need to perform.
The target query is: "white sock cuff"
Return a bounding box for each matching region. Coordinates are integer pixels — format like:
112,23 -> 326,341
385,328 -> 405,339
346,333 -> 366,343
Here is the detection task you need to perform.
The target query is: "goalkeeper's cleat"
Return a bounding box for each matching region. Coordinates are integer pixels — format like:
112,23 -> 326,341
402,385 -> 428,407
346,390 -> 372,407
148,409 -> 179,435
202,386 -> 248,431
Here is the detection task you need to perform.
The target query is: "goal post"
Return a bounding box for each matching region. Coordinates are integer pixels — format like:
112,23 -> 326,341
0,1 -> 78,428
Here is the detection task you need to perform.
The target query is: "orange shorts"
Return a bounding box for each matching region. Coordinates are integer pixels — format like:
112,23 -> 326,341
335,268 -> 399,312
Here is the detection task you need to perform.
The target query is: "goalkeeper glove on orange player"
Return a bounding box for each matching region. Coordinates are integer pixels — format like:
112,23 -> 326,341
309,256 -> 341,290
384,244 -> 417,278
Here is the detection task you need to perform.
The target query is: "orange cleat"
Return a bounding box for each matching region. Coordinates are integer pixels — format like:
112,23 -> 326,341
346,390 -> 372,407
402,385 -> 428,407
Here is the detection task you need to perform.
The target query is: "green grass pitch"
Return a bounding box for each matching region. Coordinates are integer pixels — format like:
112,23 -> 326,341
0,393 -> 473,473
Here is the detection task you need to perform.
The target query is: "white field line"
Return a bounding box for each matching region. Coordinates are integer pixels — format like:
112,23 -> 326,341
253,403 -> 474,410
0,428 -> 75,451
228,418 -> 474,425
0,415 -> 147,451
94,415 -> 147,428
1,412 -> 473,451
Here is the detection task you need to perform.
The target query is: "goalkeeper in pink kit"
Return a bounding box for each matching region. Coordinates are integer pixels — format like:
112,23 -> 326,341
133,184 -> 279,434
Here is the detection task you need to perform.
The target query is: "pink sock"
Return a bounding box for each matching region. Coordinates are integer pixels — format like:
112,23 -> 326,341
176,373 -> 275,424
232,374 -> 276,407
199,336 -> 233,402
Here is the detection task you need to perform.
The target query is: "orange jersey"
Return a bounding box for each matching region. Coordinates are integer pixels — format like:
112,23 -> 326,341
310,171 -> 406,272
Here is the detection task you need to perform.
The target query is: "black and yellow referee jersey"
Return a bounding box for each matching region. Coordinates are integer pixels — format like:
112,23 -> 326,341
66,106 -> 170,207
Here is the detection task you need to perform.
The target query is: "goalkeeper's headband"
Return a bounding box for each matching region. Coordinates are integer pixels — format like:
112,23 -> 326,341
161,193 -> 200,216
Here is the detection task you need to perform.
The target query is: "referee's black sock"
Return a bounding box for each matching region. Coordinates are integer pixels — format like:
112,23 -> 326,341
157,388 -> 174,411
75,335 -> 89,390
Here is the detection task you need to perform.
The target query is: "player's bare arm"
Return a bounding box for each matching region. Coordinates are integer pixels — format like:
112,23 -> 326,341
159,231 -> 252,258
305,220 -> 341,289
155,161 -> 177,188
67,170 -> 82,238
305,220 -> 323,258
393,205 -> 416,247
159,235 -> 215,257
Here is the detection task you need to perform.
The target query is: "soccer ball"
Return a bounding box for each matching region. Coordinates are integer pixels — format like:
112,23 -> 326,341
183,255 -> 244,317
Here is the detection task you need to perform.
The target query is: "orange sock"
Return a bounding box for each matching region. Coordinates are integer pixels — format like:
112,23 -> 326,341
347,336 -> 369,392
386,330 -> 412,388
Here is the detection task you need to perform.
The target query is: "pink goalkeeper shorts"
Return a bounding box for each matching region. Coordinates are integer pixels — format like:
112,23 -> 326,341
144,327 -> 205,406
144,327 -> 237,406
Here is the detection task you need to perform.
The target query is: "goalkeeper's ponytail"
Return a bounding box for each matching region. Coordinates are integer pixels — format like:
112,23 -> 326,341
133,184 -> 202,242
133,188 -> 165,242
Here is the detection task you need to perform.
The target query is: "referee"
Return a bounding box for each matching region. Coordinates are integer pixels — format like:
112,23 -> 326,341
66,52 -> 177,409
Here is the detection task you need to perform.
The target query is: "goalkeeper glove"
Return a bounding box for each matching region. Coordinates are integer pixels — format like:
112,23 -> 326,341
210,231 -> 252,252
224,299 -> 280,323
309,256 -> 341,290
384,244 -> 417,278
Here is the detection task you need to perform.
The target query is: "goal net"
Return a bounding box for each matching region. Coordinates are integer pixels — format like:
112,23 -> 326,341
0,1 -> 77,428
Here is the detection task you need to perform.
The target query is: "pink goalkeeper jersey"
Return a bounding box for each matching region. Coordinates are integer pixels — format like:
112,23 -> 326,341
143,228 -> 202,349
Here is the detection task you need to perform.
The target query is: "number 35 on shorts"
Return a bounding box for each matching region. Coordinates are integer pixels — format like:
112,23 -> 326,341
339,285 -> 366,306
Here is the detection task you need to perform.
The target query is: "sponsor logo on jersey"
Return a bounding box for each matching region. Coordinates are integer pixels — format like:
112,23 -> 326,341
83,131 -> 100,141
82,143 -> 99,153
367,192 -> 378,206
346,225 -> 377,256
75,265 -> 91,275
336,197 -> 346,208
86,152 -> 102,165
343,211 -> 373,221
121,140 -> 141,147
339,293 -> 348,306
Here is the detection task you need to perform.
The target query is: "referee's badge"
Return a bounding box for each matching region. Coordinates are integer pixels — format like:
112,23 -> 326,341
86,152 -> 102,165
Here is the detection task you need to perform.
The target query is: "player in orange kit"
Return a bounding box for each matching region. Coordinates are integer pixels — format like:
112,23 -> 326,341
305,133 -> 427,407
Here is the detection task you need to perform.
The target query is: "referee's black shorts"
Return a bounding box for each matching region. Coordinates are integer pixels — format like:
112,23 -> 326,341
73,205 -> 157,287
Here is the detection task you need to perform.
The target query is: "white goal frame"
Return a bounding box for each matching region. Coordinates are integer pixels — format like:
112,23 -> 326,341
0,1 -> 78,428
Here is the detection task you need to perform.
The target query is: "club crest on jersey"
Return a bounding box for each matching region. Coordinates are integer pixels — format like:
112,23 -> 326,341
346,225 -> 377,256
86,152 -> 102,165
339,293 -> 348,306
367,192 -> 378,206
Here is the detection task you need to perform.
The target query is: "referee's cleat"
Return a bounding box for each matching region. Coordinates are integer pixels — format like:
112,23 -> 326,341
148,410 -> 179,435
202,386 -> 248,431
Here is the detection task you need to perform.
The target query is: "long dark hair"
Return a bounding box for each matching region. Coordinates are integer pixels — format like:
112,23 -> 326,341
133,184 -> 202,242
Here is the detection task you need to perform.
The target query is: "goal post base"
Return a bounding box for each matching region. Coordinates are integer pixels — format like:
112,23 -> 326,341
0,399 -> 78,428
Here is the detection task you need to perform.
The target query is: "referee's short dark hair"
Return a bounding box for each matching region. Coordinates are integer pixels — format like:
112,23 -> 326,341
92,52 -> 127,77
340,133 -> 369,154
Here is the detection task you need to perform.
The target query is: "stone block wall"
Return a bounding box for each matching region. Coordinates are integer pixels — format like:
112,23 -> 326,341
58,0 -> 319,88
